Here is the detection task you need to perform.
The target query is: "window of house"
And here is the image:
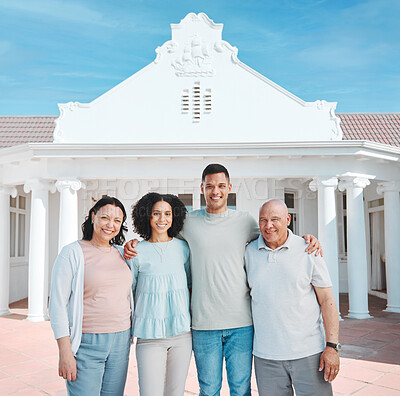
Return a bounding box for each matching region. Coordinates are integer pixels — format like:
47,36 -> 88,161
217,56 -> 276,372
10,195 -> 27,258
284,192 -> 297,234
178,194 -> 193,212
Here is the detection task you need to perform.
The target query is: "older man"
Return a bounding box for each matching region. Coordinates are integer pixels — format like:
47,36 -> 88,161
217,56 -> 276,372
245,199 -> 340,396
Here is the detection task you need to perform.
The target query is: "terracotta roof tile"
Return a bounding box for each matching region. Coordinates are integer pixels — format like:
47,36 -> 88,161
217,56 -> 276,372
338,113 -> 400,147
0,116 -> 56,148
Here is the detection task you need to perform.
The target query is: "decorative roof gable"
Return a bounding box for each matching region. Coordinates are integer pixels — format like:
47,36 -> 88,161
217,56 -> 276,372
52,13 -> 341,144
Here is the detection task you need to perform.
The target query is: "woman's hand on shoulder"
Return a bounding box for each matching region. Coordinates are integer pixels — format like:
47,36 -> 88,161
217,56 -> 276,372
302,234 -> 323,256
124,239 -> 139,259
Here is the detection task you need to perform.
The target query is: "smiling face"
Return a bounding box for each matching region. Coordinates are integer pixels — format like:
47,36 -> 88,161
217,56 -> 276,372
201,172 -> 232,214
259,200 -> 291,250
150,200 -> 173,239
91,204 -> 123,246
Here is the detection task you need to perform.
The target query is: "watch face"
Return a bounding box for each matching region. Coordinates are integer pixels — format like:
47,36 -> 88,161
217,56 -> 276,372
336,343 -> 342,351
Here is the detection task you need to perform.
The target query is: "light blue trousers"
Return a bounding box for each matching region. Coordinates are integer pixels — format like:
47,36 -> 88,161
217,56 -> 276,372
67,329 -> 131,396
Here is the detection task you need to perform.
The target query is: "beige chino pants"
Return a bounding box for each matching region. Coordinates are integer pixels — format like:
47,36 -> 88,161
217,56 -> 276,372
136,331 -> 192,396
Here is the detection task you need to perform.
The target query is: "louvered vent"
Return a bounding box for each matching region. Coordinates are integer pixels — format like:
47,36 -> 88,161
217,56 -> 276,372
181,82 -> 212,123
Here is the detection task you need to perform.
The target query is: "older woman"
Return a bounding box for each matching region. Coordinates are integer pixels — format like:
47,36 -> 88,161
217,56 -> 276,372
49,196 -> 133,396
130,192 -> 191,396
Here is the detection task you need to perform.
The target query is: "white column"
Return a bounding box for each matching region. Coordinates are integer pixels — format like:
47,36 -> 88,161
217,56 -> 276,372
193,185 -> 201,210
377,181 -> 400,313
309,177 -> 341,318
24,179 -> 55,322
56,180 -> 85,253
338,177 -> 372,319
0,185 -> 17,316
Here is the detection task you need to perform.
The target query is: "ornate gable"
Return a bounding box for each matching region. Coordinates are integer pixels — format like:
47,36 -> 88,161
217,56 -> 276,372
54,13 -> 342,144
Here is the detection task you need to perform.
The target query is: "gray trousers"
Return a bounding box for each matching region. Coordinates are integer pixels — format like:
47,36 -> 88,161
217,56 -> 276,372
136,331 -> 192,396
254,352 -> 333,396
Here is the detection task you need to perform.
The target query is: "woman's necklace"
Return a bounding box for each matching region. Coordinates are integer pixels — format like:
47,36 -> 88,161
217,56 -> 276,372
150,240 -> 171,263
89,240 -> 112,253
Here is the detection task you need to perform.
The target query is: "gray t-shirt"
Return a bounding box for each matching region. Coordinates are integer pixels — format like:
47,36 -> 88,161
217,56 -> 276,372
181,209 -> 259,330
245,231 -> 332,360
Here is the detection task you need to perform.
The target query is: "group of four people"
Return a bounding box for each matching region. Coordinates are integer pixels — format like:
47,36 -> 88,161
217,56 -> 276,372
49,163 -> 340,396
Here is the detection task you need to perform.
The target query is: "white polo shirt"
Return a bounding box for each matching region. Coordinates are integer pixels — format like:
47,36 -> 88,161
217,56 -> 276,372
245,230 -> 332,361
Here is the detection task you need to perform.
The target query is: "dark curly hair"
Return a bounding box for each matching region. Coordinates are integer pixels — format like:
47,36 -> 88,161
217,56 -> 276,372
81,196 -> 128,245
132,192 -> 187,240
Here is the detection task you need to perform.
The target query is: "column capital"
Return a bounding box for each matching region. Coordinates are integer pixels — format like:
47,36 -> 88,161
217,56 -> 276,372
309,177 -> 338,192
377,181 -> 400,195
24,179 -> 56,194
338,177 -> 370,192
55,179 -> 86,193
0,185 -> 17,198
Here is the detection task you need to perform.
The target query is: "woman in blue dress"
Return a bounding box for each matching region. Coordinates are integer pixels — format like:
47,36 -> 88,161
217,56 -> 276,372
130,192 -> 191,396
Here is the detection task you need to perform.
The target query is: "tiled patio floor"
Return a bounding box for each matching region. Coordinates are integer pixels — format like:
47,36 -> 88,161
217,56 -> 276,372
0,294 -> 399,395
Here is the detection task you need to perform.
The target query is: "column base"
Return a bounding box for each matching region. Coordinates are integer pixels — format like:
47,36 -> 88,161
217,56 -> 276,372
0,308 -> 11,316
346,312 -> 373,319
384,306 -> 400,313
25,313 -> 49,322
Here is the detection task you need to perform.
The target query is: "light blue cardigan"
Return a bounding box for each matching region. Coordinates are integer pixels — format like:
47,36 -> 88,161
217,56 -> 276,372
48,241 -> 133,355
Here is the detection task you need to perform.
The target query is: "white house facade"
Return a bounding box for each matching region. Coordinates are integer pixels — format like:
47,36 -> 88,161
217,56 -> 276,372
0,13 -> 399,322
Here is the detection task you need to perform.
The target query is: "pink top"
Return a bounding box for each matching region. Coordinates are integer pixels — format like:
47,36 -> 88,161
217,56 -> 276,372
79,240 -> 132,333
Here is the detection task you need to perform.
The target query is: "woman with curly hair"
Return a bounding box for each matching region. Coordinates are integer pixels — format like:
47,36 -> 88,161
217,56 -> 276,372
130,192 -> 191,396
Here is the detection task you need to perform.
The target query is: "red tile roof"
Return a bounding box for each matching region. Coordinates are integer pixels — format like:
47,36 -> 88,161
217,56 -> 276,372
0,114 -> 399,148
338,113 -> 400,147
0,116 -> 56,148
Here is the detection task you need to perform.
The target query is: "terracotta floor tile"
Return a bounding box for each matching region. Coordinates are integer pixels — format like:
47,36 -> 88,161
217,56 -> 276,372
364,332 -> 400,342
0,377 -> 28,393
40,354 -> 59,368
11,389 -> 45,395
392,367 -> 400,375
350,359 -> 399,373
18,367 -> 60,387
22,344 -> 59,359
348,337 -> 389,350
37,379 -> 67,395
1,359 -> 51,377
0,350 -> 32,367
0,370 -> 9,380
340,328 -> 373,338
332,375 -> 366,394
340,364 -> 384,382
373,351 -> 400,365
0,294 -> 398,396
374,373 -> 400,390
353,384 -> 400,395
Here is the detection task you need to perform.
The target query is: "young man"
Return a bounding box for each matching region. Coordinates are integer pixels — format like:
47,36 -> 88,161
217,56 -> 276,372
125,164 -> 321,395
245,200 -> 340,396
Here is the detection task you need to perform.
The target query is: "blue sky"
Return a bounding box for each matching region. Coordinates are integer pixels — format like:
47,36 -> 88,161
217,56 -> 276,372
0,0 -> 399,115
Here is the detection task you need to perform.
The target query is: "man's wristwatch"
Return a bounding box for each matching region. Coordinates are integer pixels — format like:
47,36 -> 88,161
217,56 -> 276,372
326,342 -> 341,352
